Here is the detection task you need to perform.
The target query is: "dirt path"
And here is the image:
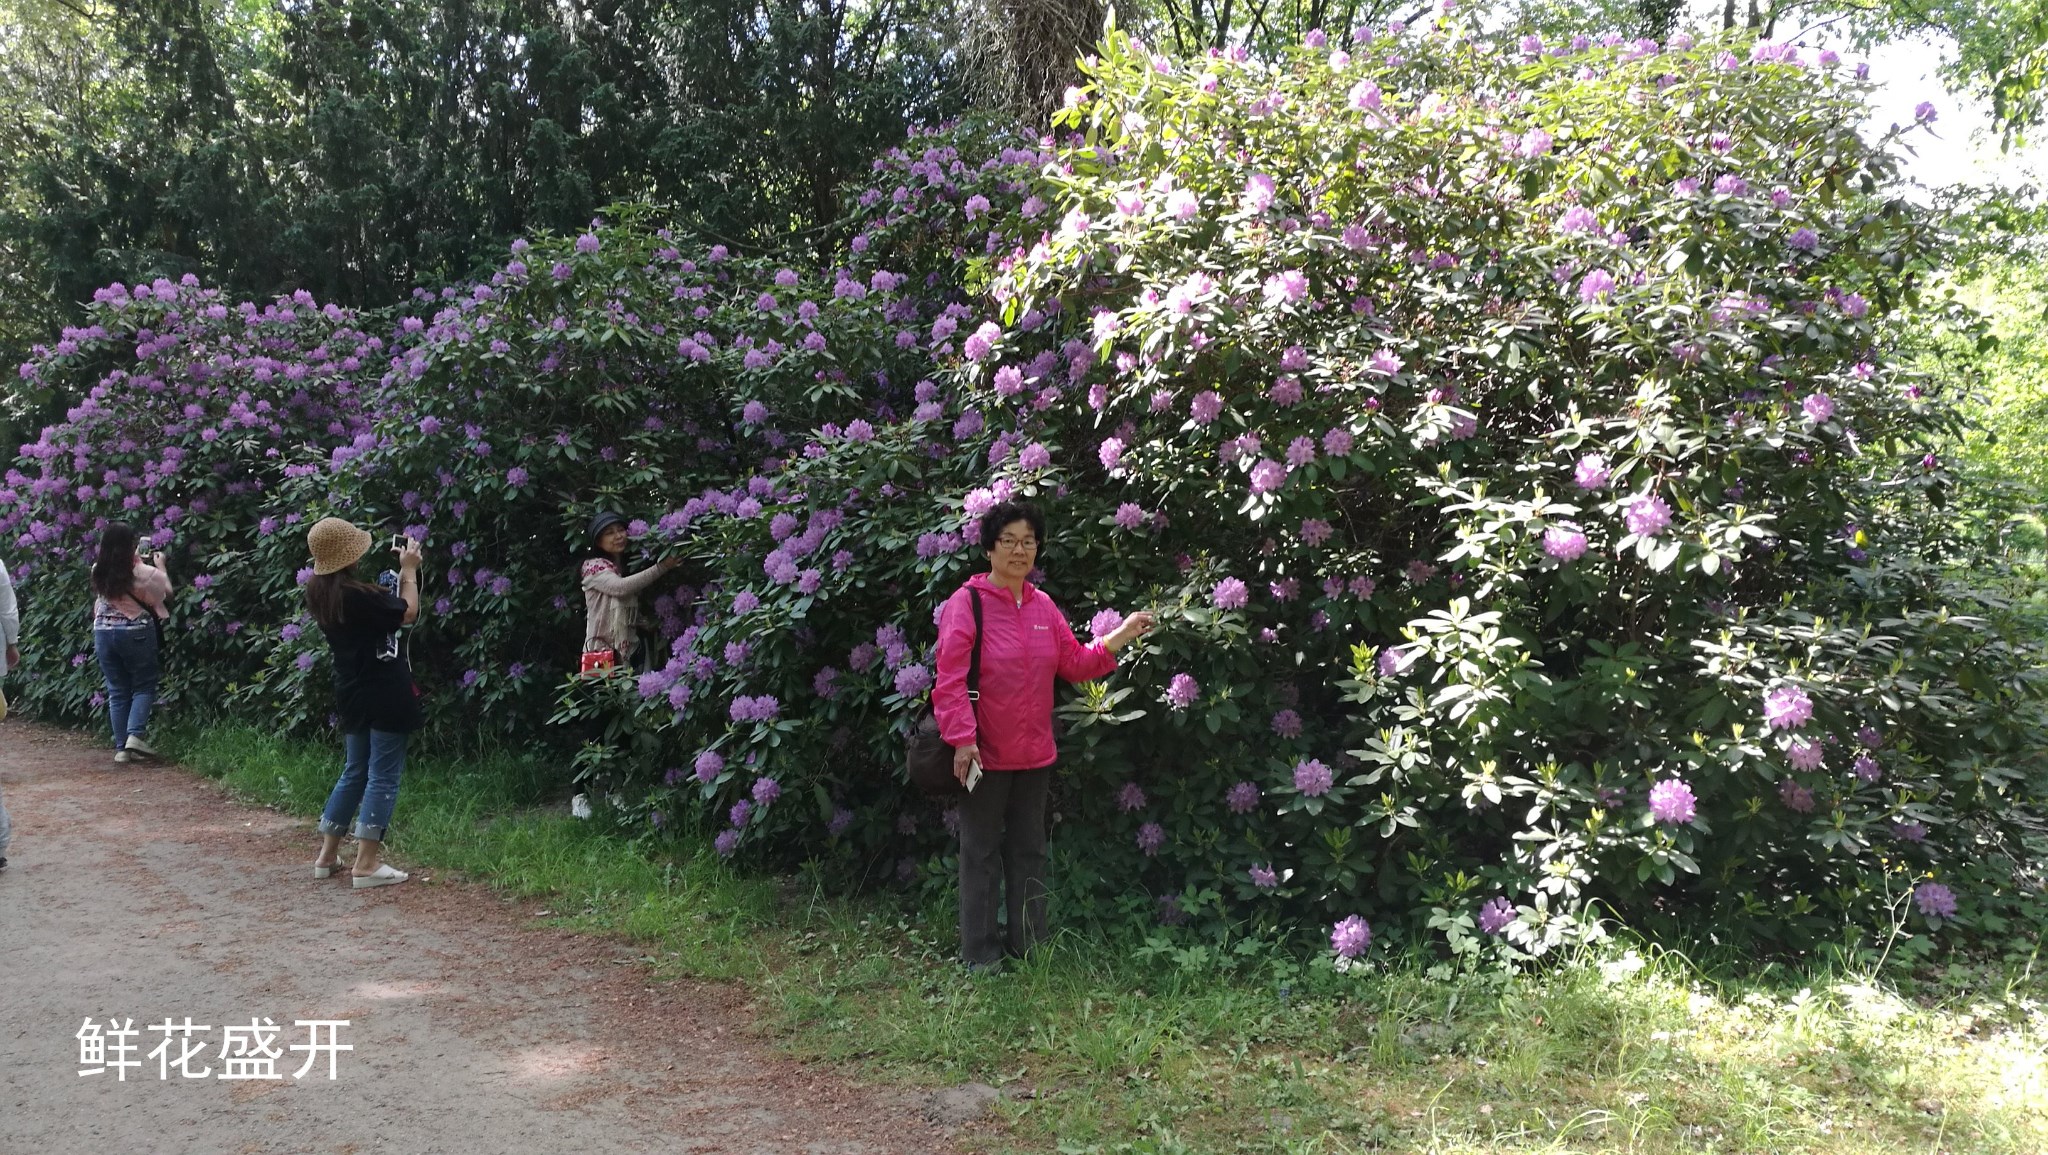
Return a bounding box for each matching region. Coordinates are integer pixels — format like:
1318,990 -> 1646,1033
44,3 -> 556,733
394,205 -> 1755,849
0,721 -> 965,1155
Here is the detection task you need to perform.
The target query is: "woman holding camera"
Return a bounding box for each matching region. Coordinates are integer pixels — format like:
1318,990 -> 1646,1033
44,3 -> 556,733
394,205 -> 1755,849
304,517 -> 423,889
88,523 -> 172,764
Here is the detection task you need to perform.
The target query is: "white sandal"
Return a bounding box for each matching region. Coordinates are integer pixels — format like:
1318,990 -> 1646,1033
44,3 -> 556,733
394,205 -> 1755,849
351,863 -> 409,890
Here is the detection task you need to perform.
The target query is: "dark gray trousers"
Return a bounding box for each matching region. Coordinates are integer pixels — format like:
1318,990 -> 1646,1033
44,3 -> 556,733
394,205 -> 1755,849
957,766 -> 1052,965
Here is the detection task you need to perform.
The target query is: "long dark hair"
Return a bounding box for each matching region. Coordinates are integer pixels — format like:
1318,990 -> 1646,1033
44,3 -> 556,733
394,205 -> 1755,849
91,523 -> 140,602
304,565 -> 381,630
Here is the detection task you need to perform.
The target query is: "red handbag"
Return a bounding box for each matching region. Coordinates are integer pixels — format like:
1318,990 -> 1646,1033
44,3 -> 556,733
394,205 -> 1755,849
579,649 -> 617,674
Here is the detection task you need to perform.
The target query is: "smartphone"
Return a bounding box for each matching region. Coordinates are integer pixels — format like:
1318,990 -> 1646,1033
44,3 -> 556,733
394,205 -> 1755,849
964,757 -> 983,793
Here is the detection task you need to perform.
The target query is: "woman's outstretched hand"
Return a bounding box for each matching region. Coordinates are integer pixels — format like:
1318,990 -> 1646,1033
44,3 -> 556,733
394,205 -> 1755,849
1103,610 -> 1157,653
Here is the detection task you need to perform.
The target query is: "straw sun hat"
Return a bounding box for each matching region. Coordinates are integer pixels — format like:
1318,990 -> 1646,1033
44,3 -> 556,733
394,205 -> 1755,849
307,516 -> 373,576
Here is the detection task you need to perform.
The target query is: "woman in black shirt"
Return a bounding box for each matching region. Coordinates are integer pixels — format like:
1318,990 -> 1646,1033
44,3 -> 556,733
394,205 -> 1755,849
304,517 -> 424,889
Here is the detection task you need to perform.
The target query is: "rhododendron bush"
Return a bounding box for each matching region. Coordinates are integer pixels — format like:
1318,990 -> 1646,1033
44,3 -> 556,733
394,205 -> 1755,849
6,23 -> 2044,957
3,281 -> 385,720
252,207 -> 975,732
621,25 -> 2047,956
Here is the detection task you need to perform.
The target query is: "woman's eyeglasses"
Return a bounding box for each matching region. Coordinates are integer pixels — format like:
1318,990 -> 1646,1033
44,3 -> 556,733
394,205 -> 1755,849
995,536 -> 1038,552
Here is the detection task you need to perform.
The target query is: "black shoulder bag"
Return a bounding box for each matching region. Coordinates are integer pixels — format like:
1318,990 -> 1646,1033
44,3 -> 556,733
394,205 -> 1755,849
905,590 -> 982,798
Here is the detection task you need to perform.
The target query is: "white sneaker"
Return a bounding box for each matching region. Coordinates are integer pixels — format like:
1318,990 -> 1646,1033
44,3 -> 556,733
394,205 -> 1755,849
570,794 -> 592,820
124,735 -> 158,758
114,750 -> 131,764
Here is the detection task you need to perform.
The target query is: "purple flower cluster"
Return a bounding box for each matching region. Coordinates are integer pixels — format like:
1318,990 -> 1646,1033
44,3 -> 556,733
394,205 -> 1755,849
694,751 -> 725,782
1165,673 -> 1200,710
729,695 -> 780,723
1330,915 -> 1371,958
1762,685 -> 1814,731
1136,822 -> 1166,855
894,663 -> 933,697
1543,526 -> 1589,561
1574,454 -> 1611,490
1211,577 -> 1249,610
1913,881 -> 1956,919
1089,608 -> 1124,642
1778,778 -> 1816,812
1292,758 -> 1332,796
1647,778 -> 1696,824
1623,494 -> 1672,537
1477,896 -> 1516,935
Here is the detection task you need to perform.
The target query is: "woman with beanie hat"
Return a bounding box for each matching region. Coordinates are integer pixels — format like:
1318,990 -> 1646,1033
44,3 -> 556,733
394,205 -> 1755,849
304,517 -> 424,889
578,510 -> 679,672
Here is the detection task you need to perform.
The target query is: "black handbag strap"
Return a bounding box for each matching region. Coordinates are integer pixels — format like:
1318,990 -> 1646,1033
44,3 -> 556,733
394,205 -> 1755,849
966,588 -> 983,704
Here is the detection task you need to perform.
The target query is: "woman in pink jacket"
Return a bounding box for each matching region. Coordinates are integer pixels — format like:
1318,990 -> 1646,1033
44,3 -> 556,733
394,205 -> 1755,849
932,502 -> 1153,970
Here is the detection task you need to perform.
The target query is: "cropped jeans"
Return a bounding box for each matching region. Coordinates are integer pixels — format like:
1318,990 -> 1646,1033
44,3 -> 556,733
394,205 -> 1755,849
318,728 -> 407,842
93,626 -> 160,750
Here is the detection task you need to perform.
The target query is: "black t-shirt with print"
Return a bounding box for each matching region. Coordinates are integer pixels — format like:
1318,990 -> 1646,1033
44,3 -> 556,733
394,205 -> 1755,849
322,585 -> 422,734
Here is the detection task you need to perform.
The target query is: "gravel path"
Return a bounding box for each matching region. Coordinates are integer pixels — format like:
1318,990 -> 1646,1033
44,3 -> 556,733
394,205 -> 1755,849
0,721 -> 962,1154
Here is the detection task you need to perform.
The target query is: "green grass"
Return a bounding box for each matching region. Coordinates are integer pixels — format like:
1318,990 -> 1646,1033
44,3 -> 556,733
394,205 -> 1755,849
166,721 -> 2048,1154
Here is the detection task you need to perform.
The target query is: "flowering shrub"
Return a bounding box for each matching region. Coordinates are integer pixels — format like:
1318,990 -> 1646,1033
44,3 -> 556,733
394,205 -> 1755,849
252,207 -> 965,731
6,27 -> 2044,959
3,278 -> 383,722
615,25 -> 2045,958
955,23 -> 2047,956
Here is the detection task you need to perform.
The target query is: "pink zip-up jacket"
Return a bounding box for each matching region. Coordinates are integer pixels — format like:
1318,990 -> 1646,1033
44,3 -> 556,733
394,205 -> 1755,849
932,573 -> 1118,771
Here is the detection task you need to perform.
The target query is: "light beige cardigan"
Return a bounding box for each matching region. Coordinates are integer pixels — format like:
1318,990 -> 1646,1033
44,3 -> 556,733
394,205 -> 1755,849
580,558 -> 665,660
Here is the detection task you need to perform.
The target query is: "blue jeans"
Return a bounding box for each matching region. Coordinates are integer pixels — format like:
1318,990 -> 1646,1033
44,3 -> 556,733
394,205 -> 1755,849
94,627 -> 160,749
318,729 -> 406,842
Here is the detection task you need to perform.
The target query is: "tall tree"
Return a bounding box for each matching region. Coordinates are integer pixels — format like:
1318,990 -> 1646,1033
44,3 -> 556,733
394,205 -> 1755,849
0,0 -> 965,391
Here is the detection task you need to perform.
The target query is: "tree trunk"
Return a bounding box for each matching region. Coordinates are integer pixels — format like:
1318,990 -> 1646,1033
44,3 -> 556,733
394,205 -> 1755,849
1000,0 -> 1105,124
